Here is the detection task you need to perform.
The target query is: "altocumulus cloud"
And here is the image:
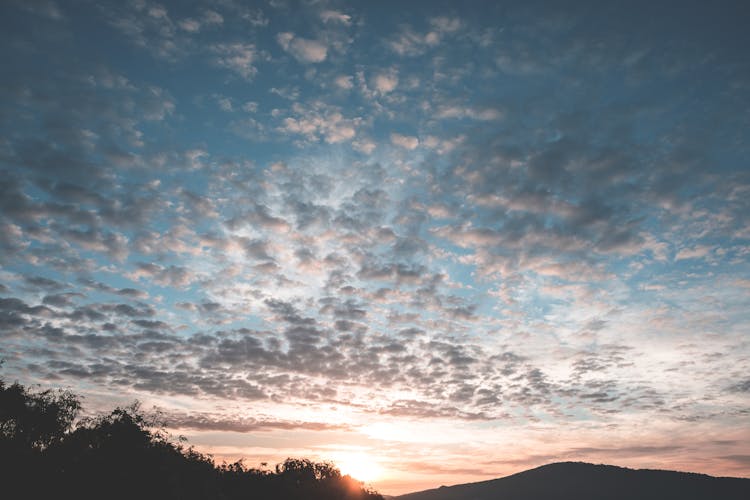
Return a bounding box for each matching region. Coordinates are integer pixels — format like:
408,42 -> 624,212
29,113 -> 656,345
1,0 -> 749,488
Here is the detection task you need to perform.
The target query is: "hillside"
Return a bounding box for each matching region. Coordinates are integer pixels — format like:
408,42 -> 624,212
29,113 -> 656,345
394,462 -> 750,500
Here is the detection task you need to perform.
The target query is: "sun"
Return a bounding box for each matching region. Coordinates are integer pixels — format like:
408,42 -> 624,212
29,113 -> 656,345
332,452 -> 383,484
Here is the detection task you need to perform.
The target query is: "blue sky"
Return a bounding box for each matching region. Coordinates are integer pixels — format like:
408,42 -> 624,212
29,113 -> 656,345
1,0 -> 749,493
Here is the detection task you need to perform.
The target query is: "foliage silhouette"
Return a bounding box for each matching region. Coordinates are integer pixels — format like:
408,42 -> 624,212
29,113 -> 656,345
0,379 -> 383,500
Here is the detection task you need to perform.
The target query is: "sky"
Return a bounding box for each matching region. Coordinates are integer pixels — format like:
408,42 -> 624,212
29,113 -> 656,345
1,0 -> 749,494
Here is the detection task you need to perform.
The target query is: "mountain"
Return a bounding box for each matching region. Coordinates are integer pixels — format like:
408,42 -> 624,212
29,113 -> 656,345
394,462 -> 750,500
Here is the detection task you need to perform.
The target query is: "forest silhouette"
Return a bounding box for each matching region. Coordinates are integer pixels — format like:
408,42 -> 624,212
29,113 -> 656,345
0,378 -> 383,500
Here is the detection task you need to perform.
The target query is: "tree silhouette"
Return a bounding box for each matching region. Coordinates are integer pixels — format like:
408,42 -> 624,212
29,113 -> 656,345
1,379 -> 82,498
0,378 -> 383,500
0,379 -> 80,449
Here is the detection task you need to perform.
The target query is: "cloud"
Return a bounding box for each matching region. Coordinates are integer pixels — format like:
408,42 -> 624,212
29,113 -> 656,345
390,133 -> 419,149
372,71 -> 399,93
277,32 -> 327,63
722,455 -> 750,466
58,227 -> 129,262
334,75 -> 353,90
104,0 -> 184,60
380,399 -> 491,421
566,445 -> 685,459
166,411 -> 349,433
178,18 -> 201,33
203,10 -> 223,25
278,102 -> 359,144
352,138 -> 376,155
386,26 -> 440,56
320,10 -> 351,25
130,262 -> 197,288
430,16 -> 462,34
242,101 -> 258,112
728,379 -> 750,393
8,0 -> 62,19
434,104 -> 503,121
211,43 -> 258,79
675,245 -> 713,261
42,293 -> 84,307
24,275 -> 66,290
178,10 -> 222,33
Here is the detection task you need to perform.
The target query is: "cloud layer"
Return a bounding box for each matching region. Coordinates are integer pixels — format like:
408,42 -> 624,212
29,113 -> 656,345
1,0 -> 749,493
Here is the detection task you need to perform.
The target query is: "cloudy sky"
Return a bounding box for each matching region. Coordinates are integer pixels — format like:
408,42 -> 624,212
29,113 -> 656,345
1,0 -> 749,494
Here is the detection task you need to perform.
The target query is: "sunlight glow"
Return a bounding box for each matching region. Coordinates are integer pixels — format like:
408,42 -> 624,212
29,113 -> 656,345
331,452 -> 384,484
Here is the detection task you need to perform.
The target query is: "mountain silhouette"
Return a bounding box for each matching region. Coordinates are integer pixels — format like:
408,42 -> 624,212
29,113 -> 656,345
394,462 -> 749,500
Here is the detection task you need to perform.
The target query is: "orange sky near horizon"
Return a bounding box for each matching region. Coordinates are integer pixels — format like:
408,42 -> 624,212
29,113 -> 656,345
165,407 -> 750,495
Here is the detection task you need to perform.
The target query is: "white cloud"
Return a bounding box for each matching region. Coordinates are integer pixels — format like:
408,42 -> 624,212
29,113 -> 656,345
179,9 -> 223,32
334,75 -> 353,90
240,9 -> 268,27
675,245 -> 713,261
279,102 -> 359,144
422,134 -> 465,154
105,0 -> 183,60
212,43 -> 258,79
217,97 -> 233,112
87,69 -> 134,90
269,86 -> 300,100
435,104 -> 503,121
147,5 -> 168,20
185,149 -> 208,169
140,86 -> 175,121
320,10 -> 351,25
277,32 -> 327,63
203,10 -> 223,25
386,17 -> 463,58
276,32 -> 294,50
178,18 -> 201,32
387,26 -> 441,56
472,108 -> 503,120
391,133 -> 419,150
430,16 -> 463,33
373,71 -> 399,93
353,138 -> 376,155
325,121 -> 356,142
242,101 -> 259,113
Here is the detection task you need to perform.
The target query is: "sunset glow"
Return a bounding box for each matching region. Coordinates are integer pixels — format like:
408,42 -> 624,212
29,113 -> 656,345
1,0 -> 749,496
331,452 -> 384,484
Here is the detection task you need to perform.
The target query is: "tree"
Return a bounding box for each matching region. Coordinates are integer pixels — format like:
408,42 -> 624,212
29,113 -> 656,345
0,378 -> 384,500
0,379 -> 81,450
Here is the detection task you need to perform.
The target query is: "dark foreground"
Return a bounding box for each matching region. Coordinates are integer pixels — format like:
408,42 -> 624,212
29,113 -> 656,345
395,461 -> 750,500
1,379 -> 382,500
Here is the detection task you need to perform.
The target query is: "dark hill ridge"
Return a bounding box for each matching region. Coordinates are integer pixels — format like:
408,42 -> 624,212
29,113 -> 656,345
394,462 -> 750,500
